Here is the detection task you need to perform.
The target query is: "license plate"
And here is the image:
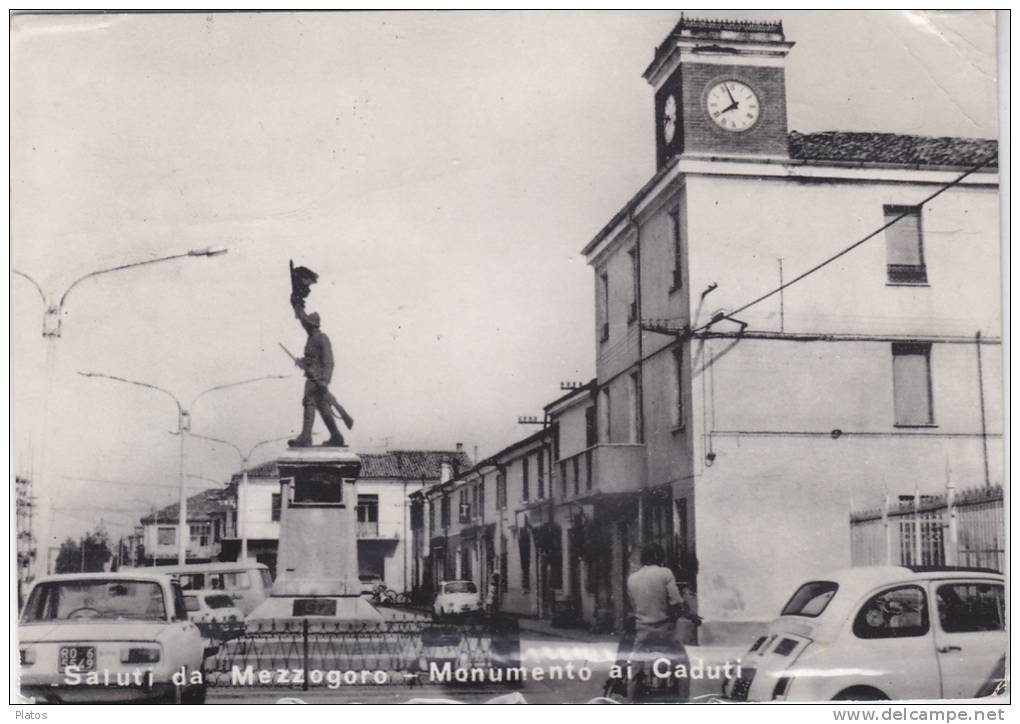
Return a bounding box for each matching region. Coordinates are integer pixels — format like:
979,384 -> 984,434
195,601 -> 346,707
59,646 -> 96,672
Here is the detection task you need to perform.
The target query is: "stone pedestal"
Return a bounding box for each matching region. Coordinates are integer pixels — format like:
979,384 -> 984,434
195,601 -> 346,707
248,448 -> 381,621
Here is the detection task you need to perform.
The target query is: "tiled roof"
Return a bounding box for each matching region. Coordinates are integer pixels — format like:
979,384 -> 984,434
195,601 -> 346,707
141,487 -> 233,524
359,450 -> 473,479
227,450 -> 472,484
788,131 -> 998,168
583,131 -> 997,258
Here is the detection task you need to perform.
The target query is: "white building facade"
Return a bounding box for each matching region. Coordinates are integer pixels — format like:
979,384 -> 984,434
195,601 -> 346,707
580,17 -> 1000,642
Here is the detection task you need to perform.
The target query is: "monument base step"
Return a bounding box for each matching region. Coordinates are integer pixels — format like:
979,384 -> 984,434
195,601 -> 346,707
248,594 -> 383,622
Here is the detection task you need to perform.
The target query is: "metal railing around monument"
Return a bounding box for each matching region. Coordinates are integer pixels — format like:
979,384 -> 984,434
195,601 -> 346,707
200,615 -> 521,689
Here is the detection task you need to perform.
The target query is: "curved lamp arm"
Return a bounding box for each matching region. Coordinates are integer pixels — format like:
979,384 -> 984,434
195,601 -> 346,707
246,436 -> 291,461
188,374 -> 288,413
78,371 -> 183,417
59,248 -> 227,312
12,270 -> 48,307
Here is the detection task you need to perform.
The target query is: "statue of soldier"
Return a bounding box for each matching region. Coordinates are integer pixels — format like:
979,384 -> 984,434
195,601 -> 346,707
286,262 -> 352,447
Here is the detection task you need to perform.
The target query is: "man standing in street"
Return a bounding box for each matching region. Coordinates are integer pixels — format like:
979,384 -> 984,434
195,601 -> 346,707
625,542 -> 690,701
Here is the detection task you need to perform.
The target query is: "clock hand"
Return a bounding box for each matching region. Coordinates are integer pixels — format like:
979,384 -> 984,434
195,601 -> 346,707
724,83 -> 738,106
721,100 -> 739,113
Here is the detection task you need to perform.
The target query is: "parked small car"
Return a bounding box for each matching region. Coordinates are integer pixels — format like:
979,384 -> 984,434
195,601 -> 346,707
18,572 -> 207,703
723,566 -> 1006,701
183,590 -> 244,625
433,580 -> 482,618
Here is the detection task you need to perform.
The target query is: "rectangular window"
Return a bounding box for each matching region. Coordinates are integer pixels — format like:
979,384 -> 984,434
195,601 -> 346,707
356,494 -> 379,522
670,208 -> 683,291
628,248 -> 638,325
672,346 -> 685,429
496,472 -> 507,509
885,206 -> 927,284
189,524 -> 210,548
628,371 -> 642,443
499,534 -> 509,592
478,478 -> 485,515
520,533 -> 531,592
440,496 -> 450,528
560,461 -> 568,498
157,527 -> 175,546
599,388 -> 612,443
428,500 -> 436,532
676,497 -> 691,572
537,453 -> 545,499
573,457 -> 580,496
356,494 -> 379,537
599,272 -> 609,342
892,343 -> 934,426
548,528 -> 563,590
585,449 -> 593,490
584,406 -> 597,448
522,457 -> 530,501
271,493 -> 282,522
459,489 -> 470,523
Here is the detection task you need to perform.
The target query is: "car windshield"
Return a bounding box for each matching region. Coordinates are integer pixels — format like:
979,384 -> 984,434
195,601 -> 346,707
781,581 -> 839,617
444,582 -> 477,594
204,594 -> 235,609
22,580 -> 168,622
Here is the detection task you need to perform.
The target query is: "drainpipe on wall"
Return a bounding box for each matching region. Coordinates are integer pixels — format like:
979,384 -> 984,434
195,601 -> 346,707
975,331 -> 991,487
628,210 -> 646,550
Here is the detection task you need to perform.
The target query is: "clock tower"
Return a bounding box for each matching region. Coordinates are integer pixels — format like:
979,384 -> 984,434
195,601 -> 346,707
644,17 -> 794,166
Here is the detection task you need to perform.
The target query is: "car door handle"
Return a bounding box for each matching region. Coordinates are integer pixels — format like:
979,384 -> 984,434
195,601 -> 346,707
937,646 -> 962,654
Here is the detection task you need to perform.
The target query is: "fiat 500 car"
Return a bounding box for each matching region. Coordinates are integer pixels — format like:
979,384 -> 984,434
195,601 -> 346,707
18,572 -> 207,703
433,580 -> 482,618
723,566 -> 1005,702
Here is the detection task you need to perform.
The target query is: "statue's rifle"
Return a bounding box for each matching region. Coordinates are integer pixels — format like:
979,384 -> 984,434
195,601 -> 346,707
278,342 -> 355,430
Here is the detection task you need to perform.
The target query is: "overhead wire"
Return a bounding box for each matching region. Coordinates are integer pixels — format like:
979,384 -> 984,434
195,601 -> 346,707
689,155 -> 997,337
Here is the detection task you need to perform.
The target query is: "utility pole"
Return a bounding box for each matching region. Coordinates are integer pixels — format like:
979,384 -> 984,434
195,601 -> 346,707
79,372 -> 286,565
187,433 -> 290,562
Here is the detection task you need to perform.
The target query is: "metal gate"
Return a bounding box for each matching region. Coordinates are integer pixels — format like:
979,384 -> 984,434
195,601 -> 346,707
850,484 -> 1003,572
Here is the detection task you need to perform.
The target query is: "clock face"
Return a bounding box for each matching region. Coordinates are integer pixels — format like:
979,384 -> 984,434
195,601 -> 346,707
705,80 -> 760,132
662,94 -> 678,144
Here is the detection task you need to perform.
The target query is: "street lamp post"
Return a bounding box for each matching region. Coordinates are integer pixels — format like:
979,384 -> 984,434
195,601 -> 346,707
187,433 -> 290,562
78,372 -> 286,565
13,248 -> 228,579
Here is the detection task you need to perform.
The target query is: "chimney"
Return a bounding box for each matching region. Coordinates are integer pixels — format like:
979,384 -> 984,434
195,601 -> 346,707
455,442 -> 463,452
440,459 -> 453,483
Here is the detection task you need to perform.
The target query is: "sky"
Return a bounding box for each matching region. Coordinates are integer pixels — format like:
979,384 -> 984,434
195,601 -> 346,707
10,10 -> 999,548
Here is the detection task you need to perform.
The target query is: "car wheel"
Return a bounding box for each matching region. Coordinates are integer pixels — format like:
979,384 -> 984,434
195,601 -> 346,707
833,686 -> 889,701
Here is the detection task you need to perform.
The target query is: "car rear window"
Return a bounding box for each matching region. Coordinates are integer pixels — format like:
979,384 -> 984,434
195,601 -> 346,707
781,581 -> 838,617
204,595 -> 235,609
444,582 -> 477,594
22,580 -> 168,622
184,595 -> 200,612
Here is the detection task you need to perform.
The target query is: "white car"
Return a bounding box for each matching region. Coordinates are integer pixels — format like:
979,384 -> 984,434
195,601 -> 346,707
184,590 -> 244,624
433,580 -> 482,618
723,566 -> 1006,701
18,572 -> 207,704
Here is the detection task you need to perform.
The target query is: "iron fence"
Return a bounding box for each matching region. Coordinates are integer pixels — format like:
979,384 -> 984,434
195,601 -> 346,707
850,484 -> 1003,572
201,615 -> 521,689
